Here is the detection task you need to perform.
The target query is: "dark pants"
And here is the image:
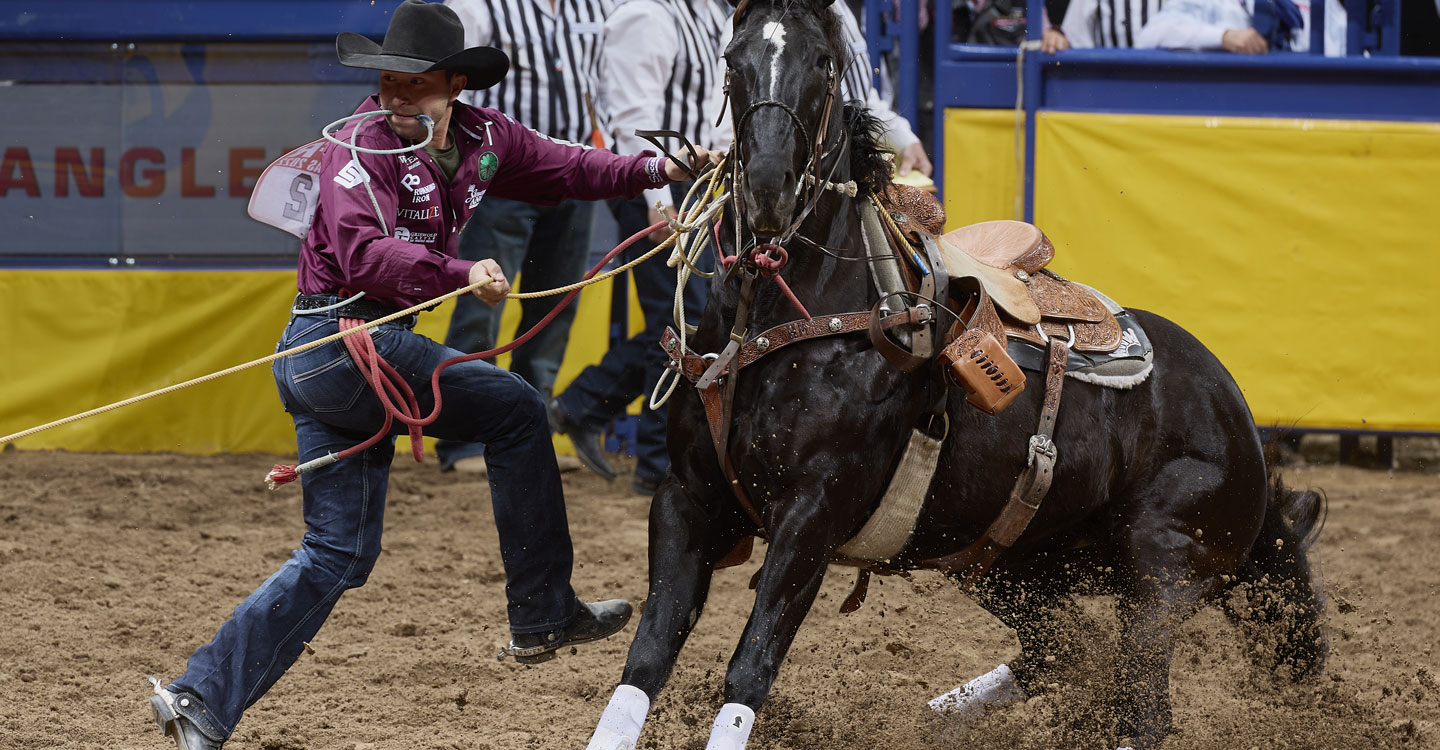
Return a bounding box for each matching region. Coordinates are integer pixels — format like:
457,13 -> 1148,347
437,196 -> 595,469
554,185 -> 711,483
171,301 -> 579,739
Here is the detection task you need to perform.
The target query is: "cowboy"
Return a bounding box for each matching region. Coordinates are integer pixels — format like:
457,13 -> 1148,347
145,2 -> 717,748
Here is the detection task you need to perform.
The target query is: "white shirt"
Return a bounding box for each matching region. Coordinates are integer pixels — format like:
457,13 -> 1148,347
446,0 -> 612,143
833,1 -> 920,152
1061,0 -> 1166,48
601,0 -> 727,210
1135,0 -> 1347,54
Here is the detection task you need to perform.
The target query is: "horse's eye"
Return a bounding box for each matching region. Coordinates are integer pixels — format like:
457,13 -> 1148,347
816,55 -> 831,69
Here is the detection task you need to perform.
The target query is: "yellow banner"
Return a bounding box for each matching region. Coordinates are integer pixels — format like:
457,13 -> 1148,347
0,270 -> 626,454
1028,112 -> 1440,432
942,108 -> 1023,229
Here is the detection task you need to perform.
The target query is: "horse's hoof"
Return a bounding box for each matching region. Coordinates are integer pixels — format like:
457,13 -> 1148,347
928,663 -> 1026,721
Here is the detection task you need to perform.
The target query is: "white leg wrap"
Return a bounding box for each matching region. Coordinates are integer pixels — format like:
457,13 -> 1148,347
928,663 -> 1026,720
586,685 -> 650,750
704,702 -> 756,750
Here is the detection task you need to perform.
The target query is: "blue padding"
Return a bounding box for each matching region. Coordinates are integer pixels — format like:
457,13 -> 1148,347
1042,50 -> 1440,120
935,48 -> 1440,120
0,0 -> 393,41
934,60 -> 1017,109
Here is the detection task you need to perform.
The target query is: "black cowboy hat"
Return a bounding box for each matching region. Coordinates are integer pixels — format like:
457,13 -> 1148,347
336,0 -> 509,91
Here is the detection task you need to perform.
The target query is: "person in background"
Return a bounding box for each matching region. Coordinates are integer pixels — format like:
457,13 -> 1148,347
1041,0 -> 1073,51
834,0 -> 935,177
436,0 -> 613,474
1059,0 -> 1164,48
546,0 -> 727,496
144,3 -> 719,748
1136,0 -> 1347,54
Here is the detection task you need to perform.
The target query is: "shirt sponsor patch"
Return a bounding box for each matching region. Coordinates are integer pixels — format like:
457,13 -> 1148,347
645,156 -> 666,183
466,184 -> 486,209
403,175 -> 435,203
477,151 -> 500,181
398,206 -> 440,220
334,159 -> 370,189
393,226 -> 439,245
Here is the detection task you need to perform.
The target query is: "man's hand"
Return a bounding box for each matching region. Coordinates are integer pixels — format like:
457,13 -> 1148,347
897,142 -> 934,178
468,259 -> 509,305
647,205 -> 679,244
663,145 -> 724,181
1041,28 -> 1070,54
1222,28 -> 1269,54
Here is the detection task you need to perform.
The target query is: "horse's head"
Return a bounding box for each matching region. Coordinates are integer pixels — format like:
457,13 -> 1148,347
724,0 -> 843,236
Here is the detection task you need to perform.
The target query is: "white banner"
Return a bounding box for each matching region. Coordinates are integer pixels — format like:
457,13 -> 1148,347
0,79 -> 371,257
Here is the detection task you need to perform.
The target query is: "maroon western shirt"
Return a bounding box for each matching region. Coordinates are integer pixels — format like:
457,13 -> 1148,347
298,95 -> 671,309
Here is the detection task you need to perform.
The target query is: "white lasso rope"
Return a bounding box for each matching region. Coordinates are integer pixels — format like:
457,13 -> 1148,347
322,110 -> 436,236
649,161 -> 731,410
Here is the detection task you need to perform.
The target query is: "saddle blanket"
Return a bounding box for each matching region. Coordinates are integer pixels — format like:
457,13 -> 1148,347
1007,286 -> 1154,390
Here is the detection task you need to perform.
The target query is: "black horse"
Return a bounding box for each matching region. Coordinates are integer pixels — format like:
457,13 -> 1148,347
583,1 -> 1326,748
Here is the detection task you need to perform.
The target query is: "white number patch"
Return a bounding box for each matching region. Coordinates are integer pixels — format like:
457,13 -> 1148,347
334,159 -> 370,189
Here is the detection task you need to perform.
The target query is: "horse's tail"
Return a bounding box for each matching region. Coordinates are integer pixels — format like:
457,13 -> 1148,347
1223,447 -> 1328,680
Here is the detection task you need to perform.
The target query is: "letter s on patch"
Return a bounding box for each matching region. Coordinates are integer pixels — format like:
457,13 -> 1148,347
334,159 -> 370,189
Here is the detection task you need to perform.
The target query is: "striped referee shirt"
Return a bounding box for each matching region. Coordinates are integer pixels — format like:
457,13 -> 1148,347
1060,0 -> 1164,48
601,0 -> 727,208
446,0 -> 612,144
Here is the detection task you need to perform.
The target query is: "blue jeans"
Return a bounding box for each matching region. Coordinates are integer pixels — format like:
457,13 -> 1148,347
555,185 -> 711,483
438,197 -> 595,469
170,301 -> 579,739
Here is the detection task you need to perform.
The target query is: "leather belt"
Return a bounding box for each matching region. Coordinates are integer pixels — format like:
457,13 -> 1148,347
293,294 -> 418,328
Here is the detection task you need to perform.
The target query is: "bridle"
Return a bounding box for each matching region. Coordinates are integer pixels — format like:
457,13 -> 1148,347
723,6 -> 847,253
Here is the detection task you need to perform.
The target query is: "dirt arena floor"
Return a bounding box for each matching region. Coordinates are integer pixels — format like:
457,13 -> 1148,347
1,438 -> 1436,750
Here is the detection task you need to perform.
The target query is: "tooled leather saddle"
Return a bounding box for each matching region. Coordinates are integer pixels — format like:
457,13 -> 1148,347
872,187 -> 1127,415
939,220 -> 1122,355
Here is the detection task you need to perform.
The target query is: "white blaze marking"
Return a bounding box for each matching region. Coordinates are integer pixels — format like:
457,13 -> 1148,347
762,21 -> 786,98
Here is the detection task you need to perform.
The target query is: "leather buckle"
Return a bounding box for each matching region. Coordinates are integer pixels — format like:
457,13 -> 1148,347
1027,434 -> 1057,467
698,352 -> 725,386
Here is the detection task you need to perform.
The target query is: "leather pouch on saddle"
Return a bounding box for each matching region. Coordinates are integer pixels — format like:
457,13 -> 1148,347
940,327 -> 1025,415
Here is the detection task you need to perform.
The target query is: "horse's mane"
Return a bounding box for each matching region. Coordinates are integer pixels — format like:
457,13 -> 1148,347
842,102 -> 892,195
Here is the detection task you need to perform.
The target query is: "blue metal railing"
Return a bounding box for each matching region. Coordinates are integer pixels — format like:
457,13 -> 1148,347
864,0 -> 1440,216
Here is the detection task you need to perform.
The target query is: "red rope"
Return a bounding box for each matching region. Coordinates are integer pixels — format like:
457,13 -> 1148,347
267,219 -> 667,488
720,242 -> 811,321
